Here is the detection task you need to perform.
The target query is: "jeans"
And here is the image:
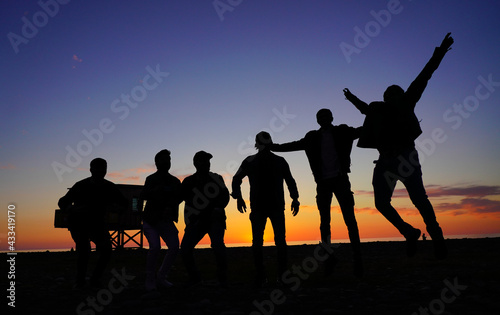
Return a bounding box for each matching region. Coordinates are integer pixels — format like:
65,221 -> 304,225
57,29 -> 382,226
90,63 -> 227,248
143,220 -> 179,282
250,210 -> 287,276
181,208 -> 227,283
372,147 -> 443,240
316,174 -> 361,256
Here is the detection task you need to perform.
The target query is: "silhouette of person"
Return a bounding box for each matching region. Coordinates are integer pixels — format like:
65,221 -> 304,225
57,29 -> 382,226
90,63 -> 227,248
58,158 -> 127,289
271,109 -> 363,277
343,33 -> 454,259
232,131 -> 300,287
139,149 -> 182,291
181,151 -> 230,287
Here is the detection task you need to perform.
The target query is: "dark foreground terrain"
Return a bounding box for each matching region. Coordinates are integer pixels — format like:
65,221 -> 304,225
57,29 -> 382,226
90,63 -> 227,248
4,238 -> 499,314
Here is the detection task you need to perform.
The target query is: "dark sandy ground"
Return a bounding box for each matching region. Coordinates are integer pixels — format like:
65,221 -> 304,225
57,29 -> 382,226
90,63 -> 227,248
3,238 -> 499,315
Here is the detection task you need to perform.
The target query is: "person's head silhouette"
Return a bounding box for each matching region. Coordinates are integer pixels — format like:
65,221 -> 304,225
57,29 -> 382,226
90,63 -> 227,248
155,149 -> 171,172
383,85 -> 405,105
193,151 -> 212,174
90,158 -> 107,180
316,109 -> 333,129
255,131 -> 273,152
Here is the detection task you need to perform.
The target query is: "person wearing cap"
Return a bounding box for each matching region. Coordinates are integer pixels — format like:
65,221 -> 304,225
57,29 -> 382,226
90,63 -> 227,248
139,149 -> 182,291
180,150 -> 230,287
232,131 -> 300,287
271,109 -> 363,277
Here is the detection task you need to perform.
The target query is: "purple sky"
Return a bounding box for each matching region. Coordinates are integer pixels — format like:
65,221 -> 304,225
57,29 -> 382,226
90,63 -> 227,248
1,0 -> 499,249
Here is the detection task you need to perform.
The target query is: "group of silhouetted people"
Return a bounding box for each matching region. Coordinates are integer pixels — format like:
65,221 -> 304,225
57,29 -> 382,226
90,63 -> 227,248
58,33 -> 454,291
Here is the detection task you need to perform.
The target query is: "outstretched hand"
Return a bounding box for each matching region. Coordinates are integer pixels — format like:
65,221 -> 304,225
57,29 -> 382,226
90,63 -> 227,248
439,32 -> 454,51
291,199 -> 300,216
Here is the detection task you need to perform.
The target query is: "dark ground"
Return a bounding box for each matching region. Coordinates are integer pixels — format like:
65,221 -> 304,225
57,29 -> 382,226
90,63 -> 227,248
3,238 -> 499,315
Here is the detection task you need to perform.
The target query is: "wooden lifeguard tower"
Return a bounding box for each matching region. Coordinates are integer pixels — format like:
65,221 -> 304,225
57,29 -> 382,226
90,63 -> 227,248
54,184 -> 144,250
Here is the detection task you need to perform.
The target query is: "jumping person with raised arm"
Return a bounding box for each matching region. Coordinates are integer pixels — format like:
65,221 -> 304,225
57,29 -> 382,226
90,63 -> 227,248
343,33 -> 454,259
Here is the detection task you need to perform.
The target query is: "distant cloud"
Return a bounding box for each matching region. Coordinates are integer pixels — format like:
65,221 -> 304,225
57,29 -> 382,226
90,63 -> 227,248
355,206 -> 419,216
355,184 -> 500,199
300,204 -> 319,213
0,163 -> 16,170
72,54 -> 83,69
354,184 -> 500,217
426,185 -> 500,198
436,198 -> 500,216
106,166 -> 156,184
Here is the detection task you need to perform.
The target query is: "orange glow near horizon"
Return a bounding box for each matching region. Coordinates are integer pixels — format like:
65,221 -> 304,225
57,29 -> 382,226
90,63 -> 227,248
5,202 -> 500,252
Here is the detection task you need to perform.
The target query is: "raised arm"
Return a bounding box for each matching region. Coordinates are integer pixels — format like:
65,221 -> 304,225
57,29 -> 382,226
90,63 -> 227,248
343,88 -> 369,115
406,33 -> 454,106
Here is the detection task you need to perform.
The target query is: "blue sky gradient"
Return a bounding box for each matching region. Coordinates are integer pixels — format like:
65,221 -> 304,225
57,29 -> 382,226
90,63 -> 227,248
1,0 -> 499,249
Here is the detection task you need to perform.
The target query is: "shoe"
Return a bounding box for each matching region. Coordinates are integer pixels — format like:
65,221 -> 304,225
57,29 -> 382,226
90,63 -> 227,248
325,253 -> 338,276
433,238 -> 448,260
405,228 -> 421,257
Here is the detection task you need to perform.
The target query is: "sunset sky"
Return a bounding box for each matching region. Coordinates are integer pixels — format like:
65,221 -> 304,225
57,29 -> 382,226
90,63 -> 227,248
1,0 -> 499,251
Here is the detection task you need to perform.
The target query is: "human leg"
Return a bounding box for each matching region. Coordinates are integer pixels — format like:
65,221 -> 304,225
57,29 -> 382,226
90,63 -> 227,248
269,210 -> 287,276
157,221 -> 180,282
208,208 -> 227,285
401,152 -> 446,258
89,226 -> 112,286
69,227 -> 91,287
250,211 -> 268,286
333,175 -> 360,252
373,157 -> 421,256
180,222 -> 206,284
316,179 -> 334,244
373,158 -> 416,236
333,175 -> 363,277
143,221 -> 162,290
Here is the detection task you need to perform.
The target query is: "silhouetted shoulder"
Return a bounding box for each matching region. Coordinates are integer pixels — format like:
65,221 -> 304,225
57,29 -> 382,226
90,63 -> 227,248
271,152 -> 287,164
367,101 -> 386,112
304,129 -> 320,139
168,173 -> 181,184
336,123 -> 355,130
208,171 -> 226,185
181,173 -> 195,184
